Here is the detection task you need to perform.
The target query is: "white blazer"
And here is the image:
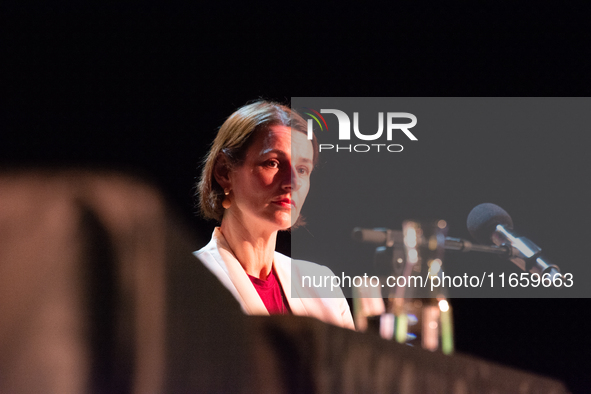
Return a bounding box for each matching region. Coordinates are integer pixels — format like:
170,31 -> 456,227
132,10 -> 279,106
194,228 -> 355,330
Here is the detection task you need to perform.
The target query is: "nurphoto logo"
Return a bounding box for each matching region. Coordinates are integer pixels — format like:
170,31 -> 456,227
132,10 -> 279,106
303,108 -> 418,153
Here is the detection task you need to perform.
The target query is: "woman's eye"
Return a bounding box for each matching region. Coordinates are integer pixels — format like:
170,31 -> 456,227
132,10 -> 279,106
298,167 -> 311,176
265,160 -> 280,168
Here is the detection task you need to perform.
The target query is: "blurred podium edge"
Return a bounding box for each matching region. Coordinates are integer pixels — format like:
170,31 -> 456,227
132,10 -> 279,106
0,169 -> 571,394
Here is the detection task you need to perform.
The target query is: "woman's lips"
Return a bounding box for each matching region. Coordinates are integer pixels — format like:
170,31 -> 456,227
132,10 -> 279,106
272,198 -> 294,208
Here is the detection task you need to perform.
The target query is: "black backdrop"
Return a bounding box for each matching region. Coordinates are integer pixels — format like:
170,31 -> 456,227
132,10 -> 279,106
3,3 -> 591,392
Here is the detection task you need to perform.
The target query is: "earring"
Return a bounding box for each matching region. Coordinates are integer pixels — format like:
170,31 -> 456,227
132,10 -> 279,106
222,188 -> 231,209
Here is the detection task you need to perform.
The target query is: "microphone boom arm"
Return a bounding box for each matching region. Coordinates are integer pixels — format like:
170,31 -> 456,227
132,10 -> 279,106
352,227 -> 512,255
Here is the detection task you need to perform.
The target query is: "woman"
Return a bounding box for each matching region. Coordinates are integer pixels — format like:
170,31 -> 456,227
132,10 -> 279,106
194,100 -> 355,330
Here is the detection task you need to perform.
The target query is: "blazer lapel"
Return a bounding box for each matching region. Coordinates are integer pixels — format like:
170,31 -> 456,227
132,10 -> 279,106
209,228 -> 269,316
273,252 -> 308,317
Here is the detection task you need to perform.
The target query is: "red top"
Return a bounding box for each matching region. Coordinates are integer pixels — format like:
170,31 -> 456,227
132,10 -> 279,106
248,269 -> 290,315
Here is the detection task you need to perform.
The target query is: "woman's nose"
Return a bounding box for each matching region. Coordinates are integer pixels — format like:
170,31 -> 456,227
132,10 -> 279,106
282,165 -> 300,191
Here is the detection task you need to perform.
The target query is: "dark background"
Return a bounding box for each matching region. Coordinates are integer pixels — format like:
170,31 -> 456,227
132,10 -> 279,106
3,3 -> 590,392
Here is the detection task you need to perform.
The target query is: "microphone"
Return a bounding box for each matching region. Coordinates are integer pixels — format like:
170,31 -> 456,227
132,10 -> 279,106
352,227 -> 509,255
466,203 -> 560,277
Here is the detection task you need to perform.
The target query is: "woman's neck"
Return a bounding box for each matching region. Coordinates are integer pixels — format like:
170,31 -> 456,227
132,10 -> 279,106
219,213 -> 277,280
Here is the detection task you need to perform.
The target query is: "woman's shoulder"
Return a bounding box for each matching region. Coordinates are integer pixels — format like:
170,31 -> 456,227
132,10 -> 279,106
193,228 -> 226,258
193,236 -> 216,256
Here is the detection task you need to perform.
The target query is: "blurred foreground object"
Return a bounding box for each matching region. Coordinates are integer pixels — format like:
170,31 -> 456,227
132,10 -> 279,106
0,169 -> 248,393
0,170 -> 570,393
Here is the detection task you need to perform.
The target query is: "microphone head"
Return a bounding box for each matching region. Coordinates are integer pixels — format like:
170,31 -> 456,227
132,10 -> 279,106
467,203 -> 514,244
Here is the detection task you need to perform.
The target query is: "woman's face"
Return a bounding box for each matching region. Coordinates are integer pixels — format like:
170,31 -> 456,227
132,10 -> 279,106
228,125 -> 314,231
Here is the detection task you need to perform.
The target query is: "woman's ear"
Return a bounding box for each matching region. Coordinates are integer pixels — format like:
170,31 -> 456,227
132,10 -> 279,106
213,153 -> 232,190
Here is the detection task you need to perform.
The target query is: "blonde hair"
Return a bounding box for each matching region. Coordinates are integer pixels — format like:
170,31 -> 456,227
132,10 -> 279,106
196,100 -> 318,222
